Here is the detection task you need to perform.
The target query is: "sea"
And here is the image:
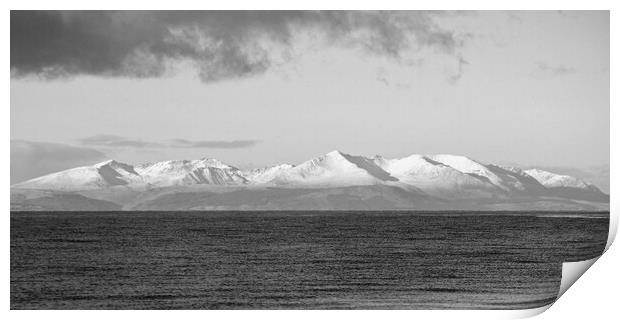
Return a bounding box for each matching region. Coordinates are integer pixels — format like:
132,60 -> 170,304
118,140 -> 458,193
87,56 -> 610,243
10,211 -> 609,309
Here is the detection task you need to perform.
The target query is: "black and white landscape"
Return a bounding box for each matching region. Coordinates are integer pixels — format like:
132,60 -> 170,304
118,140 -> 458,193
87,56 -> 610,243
10,10 -> 610,311
11,150 -> 609,211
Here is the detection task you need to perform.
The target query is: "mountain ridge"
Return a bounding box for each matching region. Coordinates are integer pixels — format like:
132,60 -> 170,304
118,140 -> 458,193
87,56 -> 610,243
11,150 -> 609,211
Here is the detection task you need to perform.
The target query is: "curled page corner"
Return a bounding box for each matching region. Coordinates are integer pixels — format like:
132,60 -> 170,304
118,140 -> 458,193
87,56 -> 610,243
511,304 -> 553,319
513,256 -> 603,319
557,256 -> 600,299
526,211 -> 614,316
441,305 -> 552,319
547,207 -> 614,314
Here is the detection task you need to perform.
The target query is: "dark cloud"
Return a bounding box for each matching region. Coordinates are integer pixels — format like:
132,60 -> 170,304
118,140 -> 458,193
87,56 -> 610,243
170,138 -> 259,149
11,11 -> 461,82
77,134 -> 157,148
535,61 -> 577,76
11,140 -> 107,184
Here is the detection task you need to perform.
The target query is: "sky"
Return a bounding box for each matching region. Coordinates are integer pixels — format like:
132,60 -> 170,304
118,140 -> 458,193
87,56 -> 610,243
10,11 -> 609,189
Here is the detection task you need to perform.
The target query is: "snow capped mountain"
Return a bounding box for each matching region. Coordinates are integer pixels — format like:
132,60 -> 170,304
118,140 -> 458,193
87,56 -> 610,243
12,159 -> 143,191
524,169 -> 601,192
485,165 -> 548,194
264,150 -> 398,187
11,150 -> 608,211
426,155 -> 508,190
14,158 -> 248,191
419,155 -> 551,194
135,158 -> 247,187
373,154 -> 500,198
243,164 -> 294,184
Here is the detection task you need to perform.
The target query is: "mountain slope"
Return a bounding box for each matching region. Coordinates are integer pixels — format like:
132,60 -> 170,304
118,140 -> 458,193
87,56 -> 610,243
243,164 -> 295,184
427,155 -> 512,190
12,160 -> 143,191
525,169 -> 601,191
373,155 -> 502,198
10,150 -> 609,211
485,165 -> 548,195
265,150 -> 398,187
13,158 -> 249,191
135,158 -> 247,187
524,169 -> 608,202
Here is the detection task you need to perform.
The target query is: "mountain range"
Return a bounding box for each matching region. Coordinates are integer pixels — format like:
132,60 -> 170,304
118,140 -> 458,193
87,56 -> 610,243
11,150 -> 609,211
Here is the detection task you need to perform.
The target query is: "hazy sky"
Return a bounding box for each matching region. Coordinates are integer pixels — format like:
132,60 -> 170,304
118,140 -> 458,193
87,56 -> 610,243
11,11 -> 609,184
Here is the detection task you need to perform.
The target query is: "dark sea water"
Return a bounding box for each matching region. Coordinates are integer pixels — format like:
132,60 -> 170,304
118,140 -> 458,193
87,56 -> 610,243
11,211 -> 609,309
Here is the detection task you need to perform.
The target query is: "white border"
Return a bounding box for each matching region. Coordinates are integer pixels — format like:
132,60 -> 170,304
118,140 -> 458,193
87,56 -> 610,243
3,1 -> 616,319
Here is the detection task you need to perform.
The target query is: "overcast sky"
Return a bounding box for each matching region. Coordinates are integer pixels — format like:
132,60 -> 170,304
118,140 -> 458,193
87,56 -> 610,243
11,11 -> 609,186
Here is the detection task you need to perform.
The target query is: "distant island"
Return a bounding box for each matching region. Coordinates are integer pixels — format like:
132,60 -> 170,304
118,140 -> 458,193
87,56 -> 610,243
11,150 -> 609,211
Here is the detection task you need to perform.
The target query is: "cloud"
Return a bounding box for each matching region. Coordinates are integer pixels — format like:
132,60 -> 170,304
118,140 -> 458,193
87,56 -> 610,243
11,11 -> 462,82
11,140 -> 107,184
169,138 -> 259,149
77,134 -> 158,148
535,61 -> 577,76
77,135 -> 259,149
448,55 -> 469,84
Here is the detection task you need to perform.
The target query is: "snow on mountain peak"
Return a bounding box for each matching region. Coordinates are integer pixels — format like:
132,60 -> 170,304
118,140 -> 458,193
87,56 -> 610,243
197,158 -> 238,169
428,154 -> 488,174
483,164 -> 547,193
11,151 -> 606,201
134,158 -> 246,187
94,159 -> 118,167
243,164 -> 295,184
264,150 -> 397,187
425,154 -> 511,190
326,150 -> 346,156
524,168 -> 599,191
13,159 -> 142,191
95,159 -> 139,174
373,154 -> 501,198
